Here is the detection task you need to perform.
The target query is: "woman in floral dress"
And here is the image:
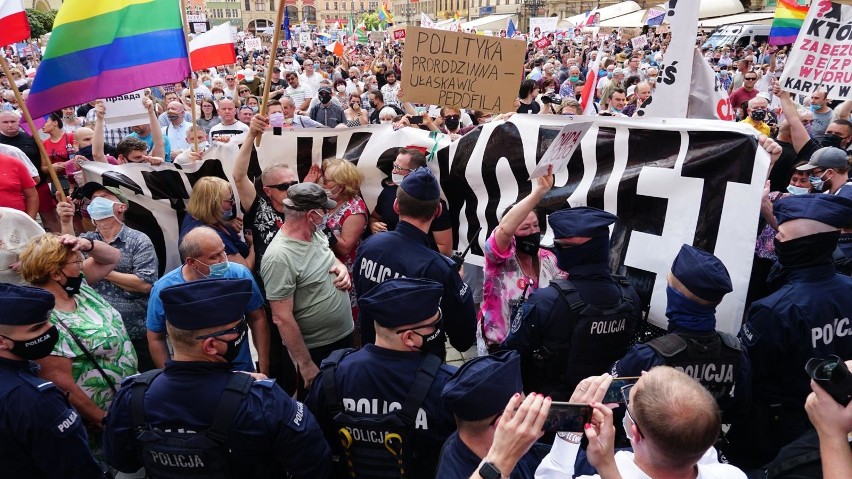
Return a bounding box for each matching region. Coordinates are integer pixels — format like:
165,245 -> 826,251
18,233 -> 138,454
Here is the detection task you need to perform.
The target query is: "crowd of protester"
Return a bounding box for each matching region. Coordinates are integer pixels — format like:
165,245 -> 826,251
1,20 -> 852,479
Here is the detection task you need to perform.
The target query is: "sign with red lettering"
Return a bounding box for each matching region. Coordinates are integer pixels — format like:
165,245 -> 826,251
779,1 -> 852,101
534,37 -> 551,49
402,26 -> 526,112
529,121 -> 593,179
393,29 -> 406,40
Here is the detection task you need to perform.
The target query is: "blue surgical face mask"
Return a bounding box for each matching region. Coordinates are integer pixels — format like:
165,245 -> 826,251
194,258 -> 230,278
809,175 -> 825,191
87,196 -> 118,221
810,103 -> 821,112
787,184 -> 810,195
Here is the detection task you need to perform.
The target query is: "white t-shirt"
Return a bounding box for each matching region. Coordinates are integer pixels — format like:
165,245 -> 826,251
209,121 -> 249,145
535,436 -> 746,479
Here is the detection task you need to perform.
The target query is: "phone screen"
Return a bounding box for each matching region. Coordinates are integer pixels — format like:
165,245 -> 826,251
602,377 -> 640,404
542,402 -> 592,432
409,115 -> 424,125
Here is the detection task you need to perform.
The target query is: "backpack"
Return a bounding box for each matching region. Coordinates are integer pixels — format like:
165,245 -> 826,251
130,370 -> 254,479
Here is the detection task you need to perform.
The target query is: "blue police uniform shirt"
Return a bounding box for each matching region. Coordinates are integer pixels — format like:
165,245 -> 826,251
732,264 -> 852,453
436,431 -> 548,479
374,183 -> 452,233
0,357 -> 105,479
103,361 -> 331,478
146,263 -> 263,372
353,221 -> 476,352
305,344 -> 458,468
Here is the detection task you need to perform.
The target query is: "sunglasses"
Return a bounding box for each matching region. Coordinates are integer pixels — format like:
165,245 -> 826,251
265,181 -> 299,191
195,319 -> 247,340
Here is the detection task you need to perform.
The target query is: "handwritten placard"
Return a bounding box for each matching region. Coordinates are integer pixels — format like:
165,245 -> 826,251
529,122 -> 593,179
402,26 -> 526,113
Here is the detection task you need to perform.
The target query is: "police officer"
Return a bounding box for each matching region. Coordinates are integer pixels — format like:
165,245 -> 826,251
501,207 -> 641,400
104,278 -> 331,478
305,278 -> 458,479
353,167 -> 476,357
726,194 -> 852,469
438,350 -> 549,479
0,283 -> 106,479
610,244 -> 750,422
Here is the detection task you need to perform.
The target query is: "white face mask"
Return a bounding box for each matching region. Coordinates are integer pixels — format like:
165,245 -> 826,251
392,173 -> 406,185
336,85 -> 346,92
380,119 -> 394,124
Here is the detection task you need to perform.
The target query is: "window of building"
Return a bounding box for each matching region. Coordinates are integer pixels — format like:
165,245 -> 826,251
255,0 -> 265,10
244,0 -> 250,10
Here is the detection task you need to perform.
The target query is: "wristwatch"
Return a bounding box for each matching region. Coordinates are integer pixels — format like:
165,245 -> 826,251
478,461 -> 506,479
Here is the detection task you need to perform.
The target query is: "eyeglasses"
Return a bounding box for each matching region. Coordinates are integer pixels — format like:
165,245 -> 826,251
444,115 -> 460,121
265,180 -> 299,191
621,384 -> 645,439
392,162 -> 414,173
744,77 -> 757,81
226,77 -> 235,81
395,310 -> 443,334
195,319 -> 247,340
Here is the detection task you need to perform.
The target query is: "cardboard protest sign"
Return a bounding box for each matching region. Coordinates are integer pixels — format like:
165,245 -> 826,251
631,35 -> 647,49
370,31 -> 385,42
779,1 -> 852,101
102,90 -> 148,129
402,26 -> 526,112
529,121 -> 592,179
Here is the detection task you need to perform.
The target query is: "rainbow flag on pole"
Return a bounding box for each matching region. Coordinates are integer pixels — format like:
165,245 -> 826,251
26,0 -> 191,119
378,3 -> 393,23
769,0 -> 810,45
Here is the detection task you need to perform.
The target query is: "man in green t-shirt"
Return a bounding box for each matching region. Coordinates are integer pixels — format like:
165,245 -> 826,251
261,182 -> 353,398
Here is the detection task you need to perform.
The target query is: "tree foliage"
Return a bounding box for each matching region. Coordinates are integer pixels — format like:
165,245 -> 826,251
360,12 -> 381,31
25,9 -> 57,39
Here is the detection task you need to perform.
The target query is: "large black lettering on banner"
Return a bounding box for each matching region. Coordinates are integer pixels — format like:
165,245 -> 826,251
83,118 -> 768,334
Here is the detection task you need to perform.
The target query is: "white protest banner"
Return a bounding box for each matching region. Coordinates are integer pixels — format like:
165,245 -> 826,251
402,26 -> 526,112
102,90 -> 148,129
688,48 -> 735,121
83,116 -> 768,336
631,35 -> 647,50
299,32 -> 311,44
779,1 -> 852,100
529,122 -> 593,179
243,37 -> 262,51
421,12 -> 435,29
636,0 -> 700,118
529,17 -> 559,35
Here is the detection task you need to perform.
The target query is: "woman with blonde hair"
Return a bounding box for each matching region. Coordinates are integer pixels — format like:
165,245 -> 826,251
18,233 -> 137,453
319,158 -> 368,317
179,176 -> 254,270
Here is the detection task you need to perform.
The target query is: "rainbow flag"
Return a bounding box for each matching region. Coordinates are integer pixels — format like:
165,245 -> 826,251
378,3 -> 392,22
26,0 -> 191,119
453,10 -> 460,21
769,0 -> 809,45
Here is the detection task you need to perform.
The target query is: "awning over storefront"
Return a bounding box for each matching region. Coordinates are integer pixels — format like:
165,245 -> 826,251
460,13 -> 516,32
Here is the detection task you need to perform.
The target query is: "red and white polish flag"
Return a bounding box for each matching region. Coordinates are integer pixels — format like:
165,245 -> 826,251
189,22 -> 236,71
0,0 -> 31,46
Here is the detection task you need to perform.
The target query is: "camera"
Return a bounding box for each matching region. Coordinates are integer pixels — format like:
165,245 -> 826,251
805,355 -> 852,406
540,94 -> 562,105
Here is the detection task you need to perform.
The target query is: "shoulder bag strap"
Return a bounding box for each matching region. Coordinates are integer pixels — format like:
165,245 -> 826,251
54,317 -> 118,394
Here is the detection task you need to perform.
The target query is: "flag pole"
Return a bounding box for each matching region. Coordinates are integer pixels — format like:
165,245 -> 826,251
180,0 -> 200,153
257,0 -> 287,147
0,55 -> 66,203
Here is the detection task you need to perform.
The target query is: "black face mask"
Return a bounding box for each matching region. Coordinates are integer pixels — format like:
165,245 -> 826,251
444,117 -> 460,130
750,110 -> 766,122
2,325 -> 59,361
554,236 -> 610,271
60,273 -> 83,297
515,233 -> 541,257
369,101 -> 377,109
818,133 -> 844,149
77,145 -> 94,161
217,323 -> 247,363
319,93 -> 332,104
774,230 -> 840,269
413,320 -> 445,355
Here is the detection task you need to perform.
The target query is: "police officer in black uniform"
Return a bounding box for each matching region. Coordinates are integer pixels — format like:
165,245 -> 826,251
353,166 -> 476,357
726,194 -> 852,470
0,283 -> 107,479
501,207 -> 641,400
103,277 -> 331,478
437,350 -> 549,479
306,277 -> 458,479
610,244 -> 750,422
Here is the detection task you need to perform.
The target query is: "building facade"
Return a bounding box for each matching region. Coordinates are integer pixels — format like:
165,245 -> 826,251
240,0 -> 318,33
